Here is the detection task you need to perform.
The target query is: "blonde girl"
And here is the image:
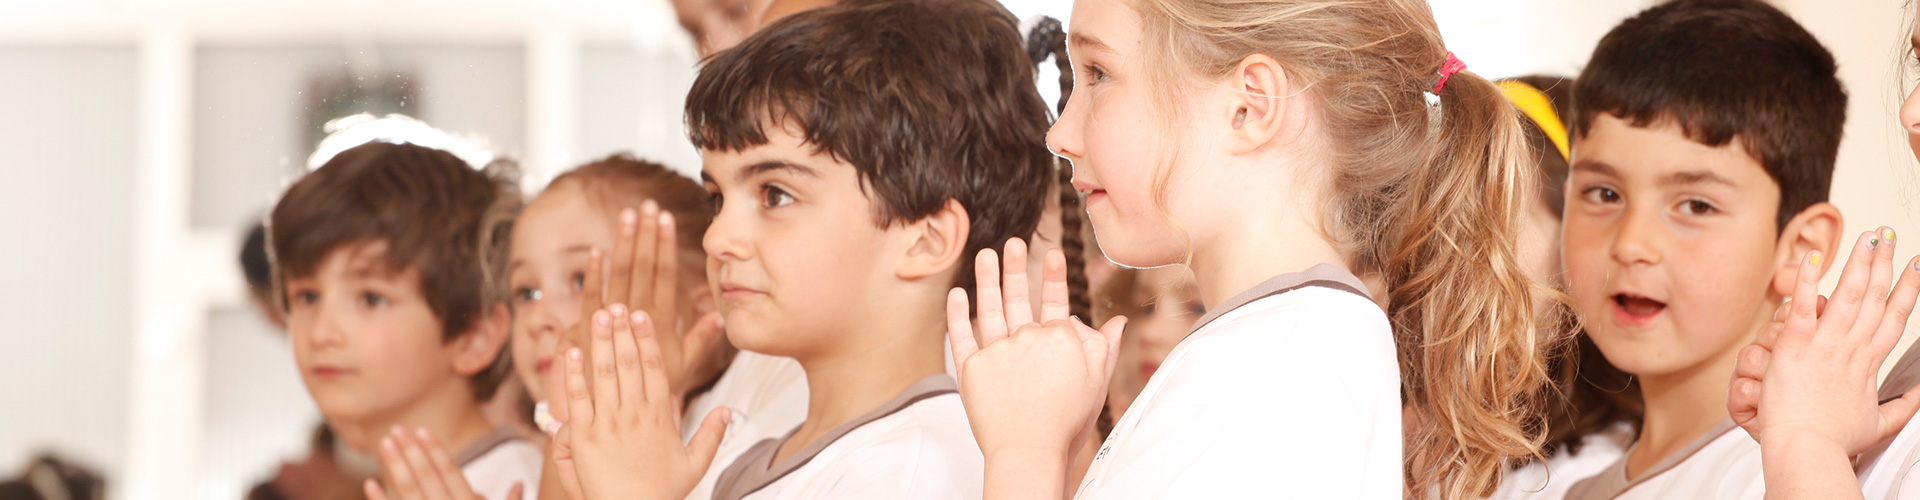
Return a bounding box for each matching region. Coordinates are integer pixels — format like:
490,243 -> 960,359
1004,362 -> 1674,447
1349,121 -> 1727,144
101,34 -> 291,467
944,0 -> 1565,497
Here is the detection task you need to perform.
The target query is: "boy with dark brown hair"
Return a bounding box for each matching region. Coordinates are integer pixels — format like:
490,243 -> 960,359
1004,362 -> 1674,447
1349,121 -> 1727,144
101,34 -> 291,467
270,141 -> 538,499
545,0 -> 1054,498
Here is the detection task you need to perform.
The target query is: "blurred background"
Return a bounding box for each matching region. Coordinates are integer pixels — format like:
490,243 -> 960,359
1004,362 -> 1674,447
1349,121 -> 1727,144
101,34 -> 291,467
0,0 -> 1909,499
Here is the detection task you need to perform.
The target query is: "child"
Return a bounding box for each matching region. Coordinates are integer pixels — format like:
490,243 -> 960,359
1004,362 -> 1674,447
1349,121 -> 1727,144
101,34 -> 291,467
1546,0 -> 1850,497
1724,6 -> 1920,498
268,140 -> 541,500
506,154 -> 808,500
1488,75 -> 1640,500
549,0 -> 1055,498
946,0 -> 1563,498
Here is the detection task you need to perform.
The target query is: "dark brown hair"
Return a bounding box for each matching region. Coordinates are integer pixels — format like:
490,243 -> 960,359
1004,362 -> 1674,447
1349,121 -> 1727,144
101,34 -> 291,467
269,141 -> 521,401
1575,0 -> 1846,231
684,0 -> 1055,297
544,154 -> 713,268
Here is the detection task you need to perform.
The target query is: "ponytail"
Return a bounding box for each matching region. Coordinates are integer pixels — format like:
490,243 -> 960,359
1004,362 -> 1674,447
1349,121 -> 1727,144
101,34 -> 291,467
1126,0 -> 1570,496
1026,16 -> 1092,321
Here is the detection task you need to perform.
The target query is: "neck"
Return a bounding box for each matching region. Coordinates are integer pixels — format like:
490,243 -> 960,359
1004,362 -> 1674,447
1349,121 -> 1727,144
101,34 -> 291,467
1626,327 -> 1756,478
329,382 -> 496,461
783,287 -> 948,456
1188,201 -> 1349,310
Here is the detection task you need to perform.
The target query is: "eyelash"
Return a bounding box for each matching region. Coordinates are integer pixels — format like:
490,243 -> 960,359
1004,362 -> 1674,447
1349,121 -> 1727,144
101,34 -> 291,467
761,184 -> 795,208
1082,63 -> 1112,85
1581,186 -> 1621,204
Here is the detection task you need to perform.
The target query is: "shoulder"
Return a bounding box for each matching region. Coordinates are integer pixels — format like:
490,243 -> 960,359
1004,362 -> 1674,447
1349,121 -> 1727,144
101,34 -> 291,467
460,438 -> 544,500
818,394 -> 983,498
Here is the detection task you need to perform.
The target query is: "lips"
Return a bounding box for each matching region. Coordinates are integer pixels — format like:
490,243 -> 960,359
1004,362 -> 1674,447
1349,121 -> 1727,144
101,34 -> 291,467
718,282 -> 765,301
311,365 -> 355,379
535,357 -> 553,374
1611,293 -> 1667,326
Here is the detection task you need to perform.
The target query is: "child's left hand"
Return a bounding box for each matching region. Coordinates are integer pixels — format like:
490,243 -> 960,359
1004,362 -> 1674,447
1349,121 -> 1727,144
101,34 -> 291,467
364,426 -> 523,500
947,239 -> 1126,471
1728,228 -> 1920,457
551,304 -> 730,500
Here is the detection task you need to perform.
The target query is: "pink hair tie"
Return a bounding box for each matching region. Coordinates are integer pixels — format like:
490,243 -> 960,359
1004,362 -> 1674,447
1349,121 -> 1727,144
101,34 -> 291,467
1431,52 -> 1467,94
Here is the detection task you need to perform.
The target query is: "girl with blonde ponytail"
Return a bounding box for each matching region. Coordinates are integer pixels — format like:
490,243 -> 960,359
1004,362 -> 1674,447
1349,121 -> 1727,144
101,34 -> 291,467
943,0 -> 1565,498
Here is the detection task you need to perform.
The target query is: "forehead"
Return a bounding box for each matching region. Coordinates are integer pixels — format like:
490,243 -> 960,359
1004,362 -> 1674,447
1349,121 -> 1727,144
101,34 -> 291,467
1574,114 -> 1774,190
514,187 -> 612,248
700,121 -> 855,186
1069,0 -> 1141,52
306,239 -> 412,281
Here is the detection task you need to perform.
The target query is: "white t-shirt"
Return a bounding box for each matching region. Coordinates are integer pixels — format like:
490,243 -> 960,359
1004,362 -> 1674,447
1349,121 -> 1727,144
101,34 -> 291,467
683,351 -> 810,500
1074,264 -> 1402,499
457,429 -> 545,500
1859,339 -> 1920,499
1490,423 -> 1635,500
710,375 -> 982,500
1564,420 -> 1764,500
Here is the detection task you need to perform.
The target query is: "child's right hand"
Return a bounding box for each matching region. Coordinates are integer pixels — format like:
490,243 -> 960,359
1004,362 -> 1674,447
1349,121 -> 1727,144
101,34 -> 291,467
946,239 -> 1126,477
364,426 -> 522,500
1728,228 -> 1920,462
563,203 -> 729,407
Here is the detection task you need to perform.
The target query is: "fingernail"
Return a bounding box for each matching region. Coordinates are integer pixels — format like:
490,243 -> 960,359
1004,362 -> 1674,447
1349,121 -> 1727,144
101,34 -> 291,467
660,212 -> 675,227
716,315 -> 725,328
382,435 -> 395,450
569,348 -> 582,361
594,310 -> 610,326
610,303 -> 627,317
415,427 -> 430,439
1810,252 -> 1823,266
643,199 -> 658,215
1871,237 -> 1880,251
1912,256 -> 1919,272
1887,228 -> 1898,243
621,208 -> 637,225
632,311 -> 649,325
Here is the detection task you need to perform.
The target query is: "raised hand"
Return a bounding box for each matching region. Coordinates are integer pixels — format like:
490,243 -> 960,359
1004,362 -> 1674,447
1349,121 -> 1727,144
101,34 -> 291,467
567,203 -> 731,403
946,238 -> 1125,494
551,304 -> 730,500
364,427 -> 522,500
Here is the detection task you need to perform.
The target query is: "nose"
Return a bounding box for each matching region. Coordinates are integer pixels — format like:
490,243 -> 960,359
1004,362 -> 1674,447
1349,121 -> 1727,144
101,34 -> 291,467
1046,83 -> 1088,163
1902,82 -> 1920,137
702,196 -> 754,265
1608,205 -> 1663,268
307,300 -> 348,350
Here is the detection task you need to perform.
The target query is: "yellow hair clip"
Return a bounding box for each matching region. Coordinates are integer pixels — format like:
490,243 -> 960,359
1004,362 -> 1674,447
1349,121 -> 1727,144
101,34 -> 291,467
1495,81 -> 1570,162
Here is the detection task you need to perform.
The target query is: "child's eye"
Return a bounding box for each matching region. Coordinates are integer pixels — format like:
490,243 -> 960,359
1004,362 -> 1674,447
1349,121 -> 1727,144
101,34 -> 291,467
1082,63 -> 1112,84
1676,199 -> 1719,216
515,287 -> 542,304
362,292 -> 389,308
707,191 -> 724,214
761,185 -> 795,208
1186,303 -> 1206,317
293,290 -> 321,305
570,272 -> 587,292
1141,300 -> 1157,316
1580,186 -> 1621,204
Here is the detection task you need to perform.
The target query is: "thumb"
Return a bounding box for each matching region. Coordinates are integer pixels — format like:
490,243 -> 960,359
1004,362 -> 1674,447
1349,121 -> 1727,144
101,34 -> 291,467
547,341 -> 572,424
688,407 -> 733,471
505,483 -> 524,500
1097,316 -> 1127,381
363,479 -> 390,500
1881,385 -> 1920,442
680,312 -> 727,368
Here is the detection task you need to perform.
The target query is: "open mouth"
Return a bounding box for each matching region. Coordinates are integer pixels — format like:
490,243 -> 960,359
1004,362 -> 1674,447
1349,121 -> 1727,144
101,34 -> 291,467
1611,293 -> 1667,326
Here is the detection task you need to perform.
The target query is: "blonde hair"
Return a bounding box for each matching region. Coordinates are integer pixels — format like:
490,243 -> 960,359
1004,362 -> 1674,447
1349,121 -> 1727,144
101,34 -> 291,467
1129,0 -> 1568,496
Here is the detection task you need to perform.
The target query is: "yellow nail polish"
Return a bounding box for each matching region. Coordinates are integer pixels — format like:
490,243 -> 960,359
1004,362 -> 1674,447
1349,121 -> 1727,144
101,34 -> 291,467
1812,254 -> 1823,266
1888,229 -> 1897,242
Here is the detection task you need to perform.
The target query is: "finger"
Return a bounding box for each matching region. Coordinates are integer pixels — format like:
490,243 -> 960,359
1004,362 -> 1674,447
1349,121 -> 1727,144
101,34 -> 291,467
506,483 -> 524,500
680,312 -> 727,375
399,430 -> 456,500
1001,238 -> 1035,328
1772,299 -> 1791,323
1784,251 -> 1825,344
576,249 -> 606,347
632,200 -> 661,310
1883,384 -> 1920,442
415,428 -> 475,499
590,307 -> 623,412
1728,377 -> 1761,425
554,428 -> 584,500
1097,316 -> 1127,382
1825,231 -> 1882,339
687,407 -> 733,473
947,288 -> 980,377
364,479 -> 390,500
634,311 -> 672,409
379,431 -> 430,500
1753,320 -> 1784,351
655,210 -> 681,337
1733,343 -> 1770,382
974,249 -> 1009,345
611,305 -> 645,411
564,347 -> 595,428
1040,248 -> 1071,322
1874,255 -> 1920,358
608,207 -> 639,306
547,341 -> 571,425
1855,227 -> 1900,342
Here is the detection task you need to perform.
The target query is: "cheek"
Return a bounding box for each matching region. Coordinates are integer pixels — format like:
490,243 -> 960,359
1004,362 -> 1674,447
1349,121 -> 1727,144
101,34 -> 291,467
1081,100 -> 1188,267
1904,83 -> 1920,161
1559,220 -> 1612,305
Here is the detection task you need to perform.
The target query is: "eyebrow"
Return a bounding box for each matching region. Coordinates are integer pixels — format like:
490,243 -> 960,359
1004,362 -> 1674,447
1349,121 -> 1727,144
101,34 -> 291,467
738,160 -> 820,183
1069,32 -> 1114,55
1661,170 -> 1738,188
1572,160 -> 1618,177
507,244 -> 595,272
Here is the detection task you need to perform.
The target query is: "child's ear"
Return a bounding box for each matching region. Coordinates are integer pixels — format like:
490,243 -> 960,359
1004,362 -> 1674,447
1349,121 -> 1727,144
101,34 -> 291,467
1770,202 -> 1843,297
1225,54 -> 1294,155
897,199 -> 971,281
451,301 -> 513,377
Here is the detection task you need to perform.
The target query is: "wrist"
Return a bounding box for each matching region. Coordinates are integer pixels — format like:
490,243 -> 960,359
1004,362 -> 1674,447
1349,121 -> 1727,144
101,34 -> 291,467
1762,433 -> 1851,462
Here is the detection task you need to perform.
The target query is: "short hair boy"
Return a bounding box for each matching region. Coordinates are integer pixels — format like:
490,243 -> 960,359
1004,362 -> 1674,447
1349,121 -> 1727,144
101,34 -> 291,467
686,0 -> 1054,497
270,141 -> 539,499
1557,0 -> 1848,498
